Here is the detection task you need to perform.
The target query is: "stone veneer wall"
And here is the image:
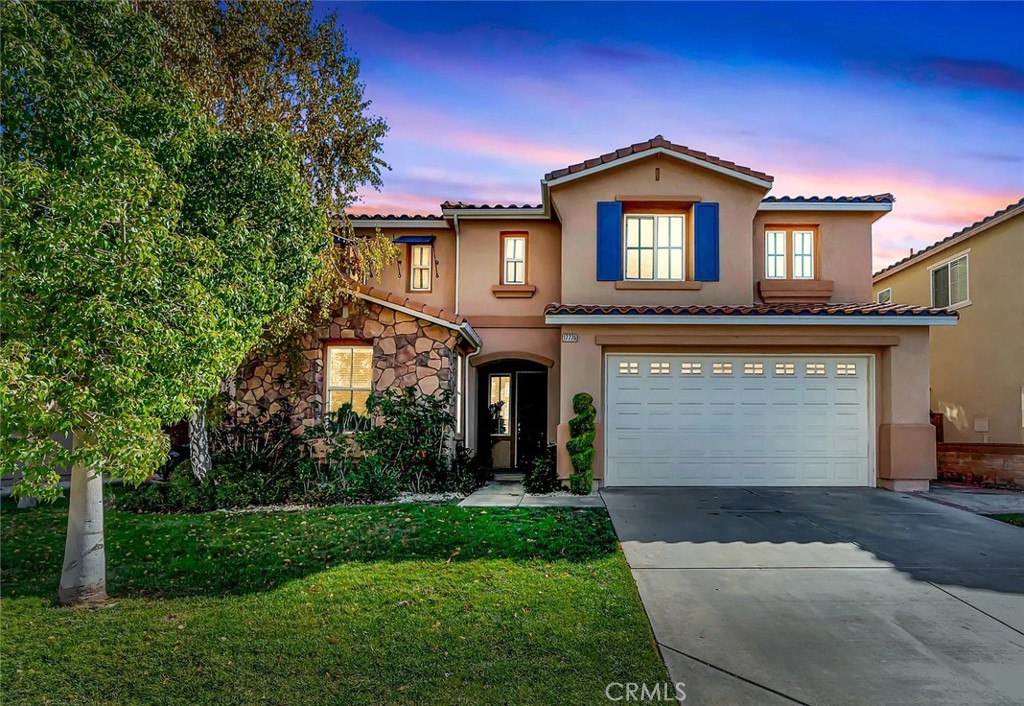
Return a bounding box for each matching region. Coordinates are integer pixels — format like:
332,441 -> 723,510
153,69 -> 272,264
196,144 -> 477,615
231,301 -> 461,431
937,442 -> 1024,489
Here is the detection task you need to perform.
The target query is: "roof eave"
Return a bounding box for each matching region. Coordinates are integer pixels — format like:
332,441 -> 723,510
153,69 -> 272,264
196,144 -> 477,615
350,218 -> 449,229
542,147 -> 774,191
758,202 -> 893,213
440,207 -> 550,220
545,313 -> 958,327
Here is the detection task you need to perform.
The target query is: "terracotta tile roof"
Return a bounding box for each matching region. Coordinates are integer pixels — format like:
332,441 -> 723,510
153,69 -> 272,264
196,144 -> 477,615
544,302 -> 956,318
762,194 -> 894,204
874,197 -> 1024,277
356,284 -> 468,325
348,213 -> 443,221
441,202 -> 543,210
543,135 -> 774,184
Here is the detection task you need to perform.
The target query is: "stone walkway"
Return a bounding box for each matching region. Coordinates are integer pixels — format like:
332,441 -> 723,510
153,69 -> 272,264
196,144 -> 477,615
458,481 -> 605,508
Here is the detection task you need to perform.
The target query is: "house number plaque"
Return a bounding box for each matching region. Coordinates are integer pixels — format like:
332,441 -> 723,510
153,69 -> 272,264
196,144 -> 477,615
561,333 -> 579,343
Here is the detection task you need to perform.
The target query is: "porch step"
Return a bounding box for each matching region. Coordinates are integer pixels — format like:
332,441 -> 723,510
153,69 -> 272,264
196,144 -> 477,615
493,472 -> 525,483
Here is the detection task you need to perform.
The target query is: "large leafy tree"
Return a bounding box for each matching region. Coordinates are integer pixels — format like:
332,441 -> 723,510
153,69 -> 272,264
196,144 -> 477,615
1,1 -> 327,604
144,0 -> 396,335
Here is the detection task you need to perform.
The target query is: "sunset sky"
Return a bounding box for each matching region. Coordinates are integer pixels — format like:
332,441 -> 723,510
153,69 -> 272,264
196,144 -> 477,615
324,1 -> 1024,271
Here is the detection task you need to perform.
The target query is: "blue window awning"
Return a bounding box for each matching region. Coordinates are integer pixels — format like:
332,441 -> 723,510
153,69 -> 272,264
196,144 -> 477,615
392,235 -> 435,244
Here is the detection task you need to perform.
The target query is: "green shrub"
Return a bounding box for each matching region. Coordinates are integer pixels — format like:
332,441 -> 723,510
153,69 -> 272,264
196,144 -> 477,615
523,443 -> 560,494
340,455 -> 400,504
119,387 -> 478,512
357,388 -> 456,493
566,392 -> 595,495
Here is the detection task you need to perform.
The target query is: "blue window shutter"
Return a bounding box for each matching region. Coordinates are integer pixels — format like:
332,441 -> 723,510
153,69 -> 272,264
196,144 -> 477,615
596,201 -> 624,281
693,202 -> 720,281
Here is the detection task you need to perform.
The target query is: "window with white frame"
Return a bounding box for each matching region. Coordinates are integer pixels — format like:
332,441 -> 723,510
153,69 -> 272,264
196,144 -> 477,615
624,215 -> 685,280
765,230 -> 788,279
876,288 -> 892,304
488,373 -> 511,435
325,345 -> 373,417
502,235 -> 526,285
792,230 -> 815,279
409,244 -> 432,291
764,227 -> 817,280
931,254 -> 968,307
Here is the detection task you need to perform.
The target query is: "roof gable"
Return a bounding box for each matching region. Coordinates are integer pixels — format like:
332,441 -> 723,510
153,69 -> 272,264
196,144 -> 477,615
543,135 -> 774,190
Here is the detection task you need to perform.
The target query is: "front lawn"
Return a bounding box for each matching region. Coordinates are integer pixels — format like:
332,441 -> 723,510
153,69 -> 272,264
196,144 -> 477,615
1,498 -> 668,705
988,513 -> 1024,528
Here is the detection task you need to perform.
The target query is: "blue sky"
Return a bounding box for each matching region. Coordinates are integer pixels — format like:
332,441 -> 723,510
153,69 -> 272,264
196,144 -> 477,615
321,1 -> 1024,269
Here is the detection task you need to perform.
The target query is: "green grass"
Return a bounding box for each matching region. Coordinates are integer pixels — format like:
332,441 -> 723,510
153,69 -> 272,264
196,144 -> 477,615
988,513 -> 1024,528
1,498 -> 668,705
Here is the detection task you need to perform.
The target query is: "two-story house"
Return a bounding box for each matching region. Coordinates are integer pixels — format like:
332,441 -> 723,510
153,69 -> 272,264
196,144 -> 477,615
235,136 -> 957,491
872,198 -> 1023,486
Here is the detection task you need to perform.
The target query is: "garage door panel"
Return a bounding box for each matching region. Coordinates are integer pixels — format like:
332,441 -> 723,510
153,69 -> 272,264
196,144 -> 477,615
606,354 -> 872,487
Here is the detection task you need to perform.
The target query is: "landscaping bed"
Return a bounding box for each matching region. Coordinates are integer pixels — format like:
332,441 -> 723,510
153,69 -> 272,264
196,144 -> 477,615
1,498 -> 668,705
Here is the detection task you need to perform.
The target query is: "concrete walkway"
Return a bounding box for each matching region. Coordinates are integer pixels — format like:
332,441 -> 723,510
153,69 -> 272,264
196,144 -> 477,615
458,481 -> 605,508
919,482 -> 1024,515
604,487 -> 1024,706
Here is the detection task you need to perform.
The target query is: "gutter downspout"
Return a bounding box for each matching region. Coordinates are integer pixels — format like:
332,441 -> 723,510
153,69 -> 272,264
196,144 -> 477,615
452,213 -> 483,447
453,213 -> 462,316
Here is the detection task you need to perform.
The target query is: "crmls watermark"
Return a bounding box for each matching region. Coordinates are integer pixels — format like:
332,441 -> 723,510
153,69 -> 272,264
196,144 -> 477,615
605,682 -> 686,702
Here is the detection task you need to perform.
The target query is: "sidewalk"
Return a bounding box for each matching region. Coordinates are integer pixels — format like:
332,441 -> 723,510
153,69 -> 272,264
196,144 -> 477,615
458,481 -> 605,508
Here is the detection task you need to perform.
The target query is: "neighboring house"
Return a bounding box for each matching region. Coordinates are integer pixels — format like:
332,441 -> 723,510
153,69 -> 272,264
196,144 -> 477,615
234,135 -> 958,491
873,198 -> 1024,445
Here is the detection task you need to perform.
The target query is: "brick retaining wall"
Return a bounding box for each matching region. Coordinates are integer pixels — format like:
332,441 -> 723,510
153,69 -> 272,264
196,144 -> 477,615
937,442 -> 1024,488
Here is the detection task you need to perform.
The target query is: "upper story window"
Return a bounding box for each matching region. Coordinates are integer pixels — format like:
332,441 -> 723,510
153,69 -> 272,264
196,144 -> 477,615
876,288 -> 891,304
502,233 -> 527,285
931,253 -> 968,308
624,214 -> 685,281
764,226 -> 818,280
409,243 -> 433,292
325,344 -> 373,421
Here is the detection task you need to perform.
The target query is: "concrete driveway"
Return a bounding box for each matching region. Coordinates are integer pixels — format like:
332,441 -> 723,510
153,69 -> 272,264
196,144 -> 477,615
602,487 -> 1024,706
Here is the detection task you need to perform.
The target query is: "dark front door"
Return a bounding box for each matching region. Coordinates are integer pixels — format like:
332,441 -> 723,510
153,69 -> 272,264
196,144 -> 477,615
477,361 -> 548,473
514,371 -> 547,472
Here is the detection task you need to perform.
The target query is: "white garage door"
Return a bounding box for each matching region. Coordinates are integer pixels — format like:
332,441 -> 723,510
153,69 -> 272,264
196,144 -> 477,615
605,354 -> 873,486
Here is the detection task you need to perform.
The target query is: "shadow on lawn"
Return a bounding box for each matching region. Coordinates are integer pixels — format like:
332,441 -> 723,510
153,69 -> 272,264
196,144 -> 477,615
0,498 -> 617,601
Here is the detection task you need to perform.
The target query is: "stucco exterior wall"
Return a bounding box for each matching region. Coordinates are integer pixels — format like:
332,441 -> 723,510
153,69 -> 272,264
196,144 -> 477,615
457,219 -> 562,319
873,214 -> 1024,443
753,211 -> 877,302
550,155 -> 767,306
553,323 -> 934,488
361,225 -> 456,312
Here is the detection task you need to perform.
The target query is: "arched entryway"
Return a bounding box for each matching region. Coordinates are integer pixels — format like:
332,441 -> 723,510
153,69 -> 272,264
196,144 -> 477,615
475,359 -> 549,474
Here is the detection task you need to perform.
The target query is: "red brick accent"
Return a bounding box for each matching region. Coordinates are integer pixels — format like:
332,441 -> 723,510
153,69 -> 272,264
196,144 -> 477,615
937,442 -> 1024,489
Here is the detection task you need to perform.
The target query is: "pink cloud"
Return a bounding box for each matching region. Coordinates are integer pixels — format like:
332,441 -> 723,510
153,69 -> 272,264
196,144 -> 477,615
773,169 -> 1020,271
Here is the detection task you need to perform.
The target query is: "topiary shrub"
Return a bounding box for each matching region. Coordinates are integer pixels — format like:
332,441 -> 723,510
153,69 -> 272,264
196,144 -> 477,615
567,392 -> 595,495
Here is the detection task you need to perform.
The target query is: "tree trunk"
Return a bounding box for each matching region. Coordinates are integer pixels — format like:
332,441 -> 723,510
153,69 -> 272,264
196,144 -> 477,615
189,402 -> 212,481
58,461 -> 108,606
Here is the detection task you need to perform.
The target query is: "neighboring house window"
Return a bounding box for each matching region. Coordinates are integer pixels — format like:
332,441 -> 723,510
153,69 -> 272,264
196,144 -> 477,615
502,233 -> 527,285
409,244 -> 432,292
931,254 -> 969,307
877,288 -> 892,304
325,344 -> 373,417
764,227 -> 818,280
488,373 -> 511,435
624,214 -> 685,280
